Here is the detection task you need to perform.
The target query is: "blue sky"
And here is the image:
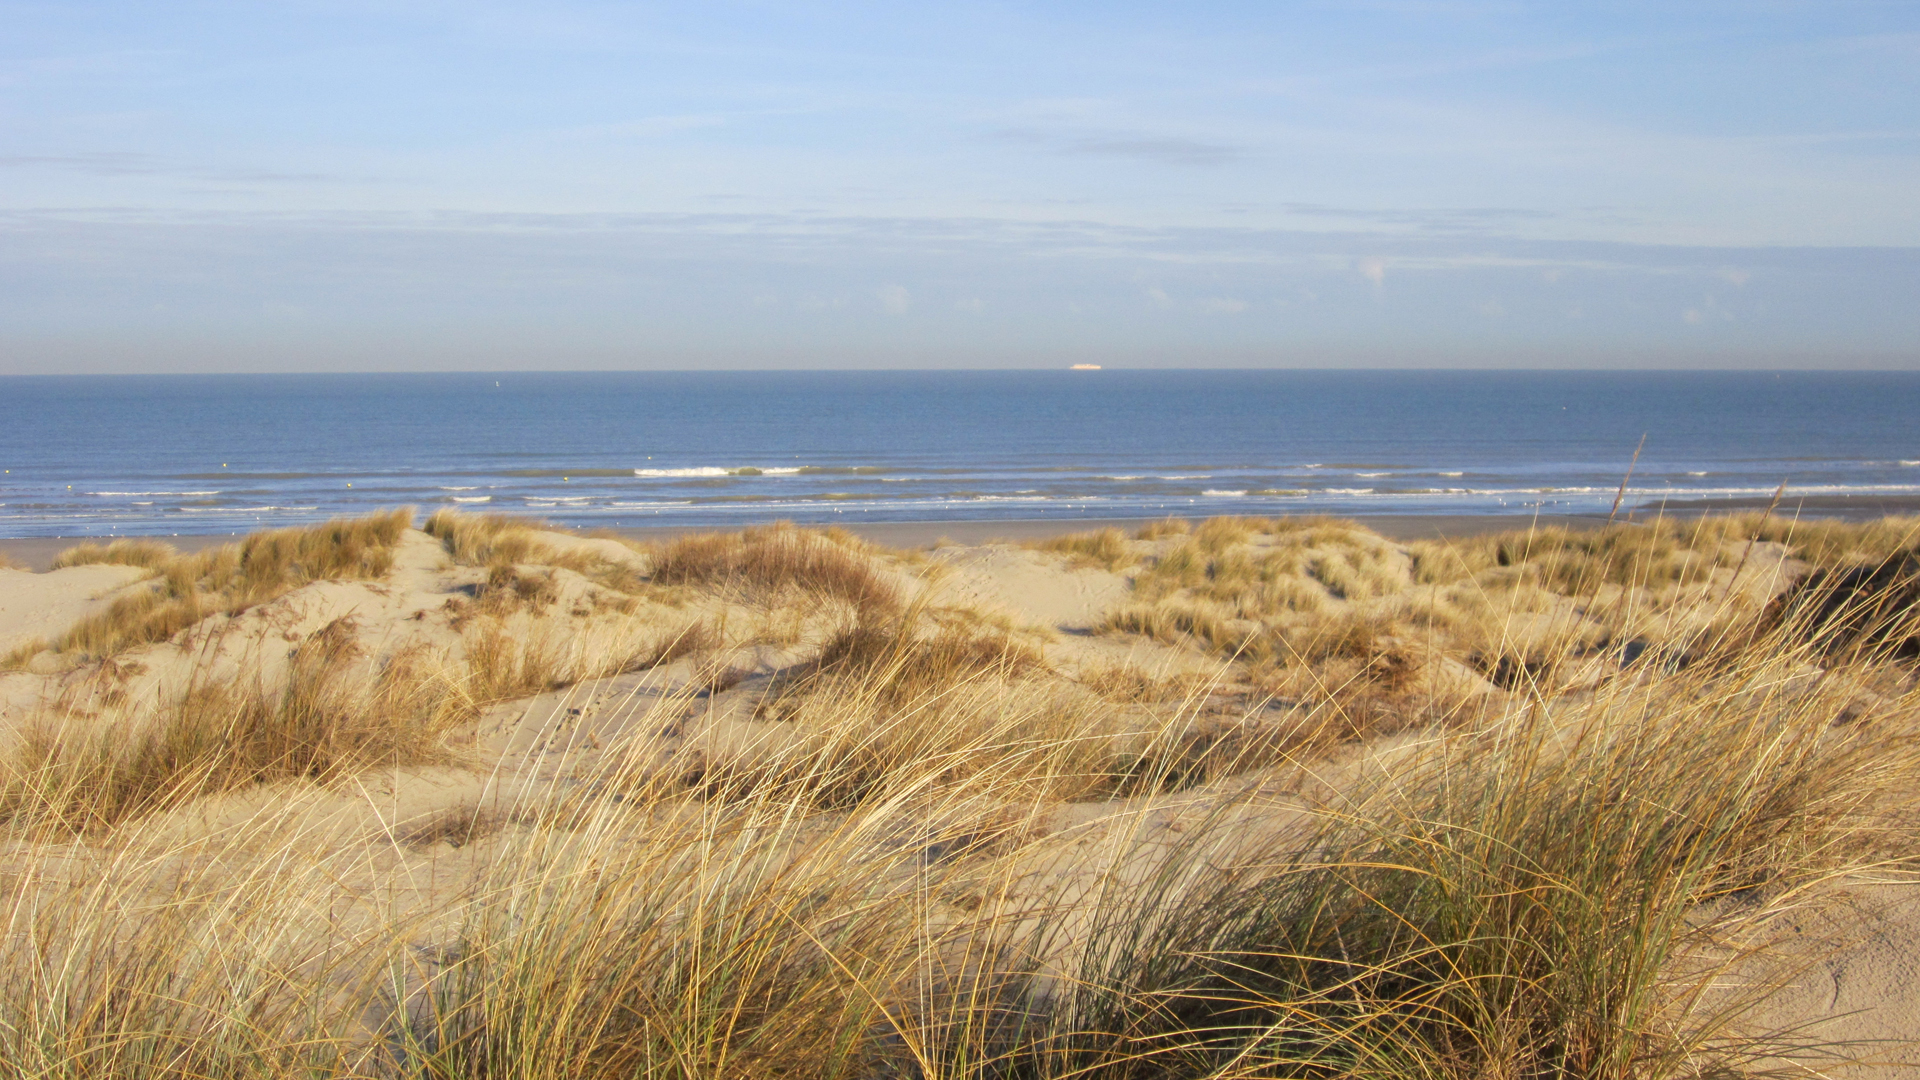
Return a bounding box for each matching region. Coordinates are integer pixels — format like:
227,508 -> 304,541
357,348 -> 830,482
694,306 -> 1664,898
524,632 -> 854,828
2,1 -> 1916,371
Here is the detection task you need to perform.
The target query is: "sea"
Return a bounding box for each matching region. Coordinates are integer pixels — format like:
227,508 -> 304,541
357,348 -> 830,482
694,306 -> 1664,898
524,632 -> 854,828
1,370 -> 1917,538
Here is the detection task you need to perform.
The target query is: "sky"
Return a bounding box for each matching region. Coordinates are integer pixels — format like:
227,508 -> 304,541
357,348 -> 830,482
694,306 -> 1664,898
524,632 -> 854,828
1,1 -> 1917,372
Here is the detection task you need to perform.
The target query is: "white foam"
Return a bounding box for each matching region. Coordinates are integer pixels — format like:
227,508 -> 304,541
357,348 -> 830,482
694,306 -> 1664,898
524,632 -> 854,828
1355,472 -> 1391,478
89,490 -> 219,497
451,495 -> 491,503
178,505 -> 319,513
1903,461 -> 1920,467
1158,474 -> 1209,480
1437,471 -> 1464,477
633,467 -> 731,478
1324,488 -> 1376,495
440,485 -> 480,491
1202,489 -> 1248,496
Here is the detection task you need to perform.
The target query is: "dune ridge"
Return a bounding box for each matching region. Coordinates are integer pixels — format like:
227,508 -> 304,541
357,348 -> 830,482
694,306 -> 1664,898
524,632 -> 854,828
0,509 -> 1916,1078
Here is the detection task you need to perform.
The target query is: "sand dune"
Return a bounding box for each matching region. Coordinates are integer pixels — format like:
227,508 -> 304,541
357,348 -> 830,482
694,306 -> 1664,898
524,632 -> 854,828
0,511 -> 1915,1077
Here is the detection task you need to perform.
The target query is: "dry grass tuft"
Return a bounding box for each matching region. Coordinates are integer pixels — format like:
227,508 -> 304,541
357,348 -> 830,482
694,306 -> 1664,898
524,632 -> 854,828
651,522 -> 901,615
0,617 -> 466,832
423,508 -> 552,565
49,538 -> 178,571
2,513 -> 1918,1078
1030,527 -> 1138,571
46,509 -> 413,662
464,616 -> 712,703
1136,516 -> 1192,540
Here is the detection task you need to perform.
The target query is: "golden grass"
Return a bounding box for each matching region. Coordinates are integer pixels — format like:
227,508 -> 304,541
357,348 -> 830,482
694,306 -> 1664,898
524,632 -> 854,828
1136,516 -> 1192,540
0,513 -> 1916,1077
462,615 -> 711,703
1029,526 -> 1138,571
49,537 -> 177,571
43,509 -> 413,662
425,508 -> 657,597
651,521 -> 901,615
7,607 -> 1903,1078
0,617 -> 467,832
423,507 -> 553,565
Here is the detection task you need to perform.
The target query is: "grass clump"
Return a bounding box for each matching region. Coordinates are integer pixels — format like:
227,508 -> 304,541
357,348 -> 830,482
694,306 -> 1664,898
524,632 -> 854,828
1059,650 -> 1911,1078
1031,527 -> 1138,571
0,617 -> 466,832
47,509 -> 413,662
423,508 -> 553,566
2,513 -> 1918,1078
49,538 -> 177,571
1136,516 -> 1193,540
652,522 -> 900,615
462,616 -> 712,703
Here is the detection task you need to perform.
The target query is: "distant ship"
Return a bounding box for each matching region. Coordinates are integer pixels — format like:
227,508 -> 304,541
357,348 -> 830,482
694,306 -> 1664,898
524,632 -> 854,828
1069,364 -> 1102,371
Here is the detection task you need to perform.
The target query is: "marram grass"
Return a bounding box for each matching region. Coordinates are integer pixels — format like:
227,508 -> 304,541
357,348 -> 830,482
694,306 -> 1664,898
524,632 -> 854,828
0,511 -> 1913,1078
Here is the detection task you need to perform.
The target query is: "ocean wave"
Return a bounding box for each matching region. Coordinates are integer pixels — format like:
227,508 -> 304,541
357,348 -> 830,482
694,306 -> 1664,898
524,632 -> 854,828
629,464 -> 885,478
1323,488 -> 1375,495
440,485 -> 480,491
1354,472 -> 1391,479
1904,461 -> 1920,467
89,490 -> 220,497
450,495 -> 491,503
1202,489 -> 1248,497
178,505 -> 319,513
1158,474 -> 1210,480
1437,471 -> 1464,477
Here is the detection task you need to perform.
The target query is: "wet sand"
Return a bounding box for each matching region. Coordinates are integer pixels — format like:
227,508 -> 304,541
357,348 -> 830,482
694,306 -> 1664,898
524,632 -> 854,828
1629,494 -> 1920,519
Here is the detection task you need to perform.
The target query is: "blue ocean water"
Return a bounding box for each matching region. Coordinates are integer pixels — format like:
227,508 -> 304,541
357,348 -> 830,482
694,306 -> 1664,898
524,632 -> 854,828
1,371 -> 1917,538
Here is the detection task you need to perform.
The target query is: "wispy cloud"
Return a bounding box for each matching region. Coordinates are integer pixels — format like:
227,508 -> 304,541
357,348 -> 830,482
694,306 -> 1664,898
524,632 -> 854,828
994,128 -> 1244,166
1283,202 -> 1560,232
0,152 -> 355,184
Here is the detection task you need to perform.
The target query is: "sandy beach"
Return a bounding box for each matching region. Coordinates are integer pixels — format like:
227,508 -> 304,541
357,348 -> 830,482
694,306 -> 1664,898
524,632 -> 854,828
0,507 -> 1916,1073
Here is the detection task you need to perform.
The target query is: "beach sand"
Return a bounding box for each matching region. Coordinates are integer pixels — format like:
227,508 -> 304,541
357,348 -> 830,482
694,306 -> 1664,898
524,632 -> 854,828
0,510 -> 1914,1073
